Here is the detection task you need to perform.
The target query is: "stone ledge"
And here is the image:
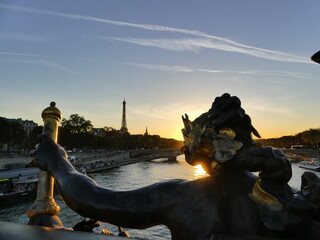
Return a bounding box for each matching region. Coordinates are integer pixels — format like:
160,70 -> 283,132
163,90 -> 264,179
0,221 -> 142,240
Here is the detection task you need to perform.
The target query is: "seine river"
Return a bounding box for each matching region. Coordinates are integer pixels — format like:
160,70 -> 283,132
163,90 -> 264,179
1,155 -> 319,240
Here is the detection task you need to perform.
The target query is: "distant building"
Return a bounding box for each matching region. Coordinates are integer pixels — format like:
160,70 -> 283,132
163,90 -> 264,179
5,118 -> 38,138
120,98 -> 128,133
144,127 -> 148,136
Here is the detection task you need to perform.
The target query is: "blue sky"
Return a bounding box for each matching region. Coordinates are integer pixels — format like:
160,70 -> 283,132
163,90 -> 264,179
1,0 -> 319,140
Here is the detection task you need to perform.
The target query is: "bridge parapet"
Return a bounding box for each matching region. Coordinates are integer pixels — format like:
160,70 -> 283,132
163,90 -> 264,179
0,221 -> 141,240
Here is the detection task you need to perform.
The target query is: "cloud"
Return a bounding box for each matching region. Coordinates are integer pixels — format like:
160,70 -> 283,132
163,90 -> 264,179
123,62 -> 313,80
197,69 -> 314,79
130,103 -> 206,121
0,3 -> 309,63
125,62 -> 194,72
104,37 -> 309,63
0,58 -> 77,74
244,97 -> 292,115
246,103 -> 291,114
0,33 -> 51,43
0,50 -> 97,62
0,51 -> 45,57
99,36 -> 202,52
196,69 -> 224,73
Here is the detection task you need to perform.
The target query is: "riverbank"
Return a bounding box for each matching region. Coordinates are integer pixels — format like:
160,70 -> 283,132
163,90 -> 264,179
76,152 -> 181,174
0,149 -> 181,171
283,148 -> 319,162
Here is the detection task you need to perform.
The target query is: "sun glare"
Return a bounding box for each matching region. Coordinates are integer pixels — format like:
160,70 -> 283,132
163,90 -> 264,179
193,164 -> 208,178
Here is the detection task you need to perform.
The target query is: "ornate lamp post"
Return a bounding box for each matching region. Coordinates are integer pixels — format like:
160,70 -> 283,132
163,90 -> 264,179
27,102 -> 62,223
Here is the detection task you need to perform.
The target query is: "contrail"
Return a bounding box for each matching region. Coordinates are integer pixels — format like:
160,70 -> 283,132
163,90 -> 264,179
0,3 -> 308,63
103,37 -> 308,63
0,51 -> 45,57
0,58 -> 77,74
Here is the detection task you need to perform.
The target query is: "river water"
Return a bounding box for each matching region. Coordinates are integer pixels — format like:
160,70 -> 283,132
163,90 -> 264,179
1,155 -> 319,240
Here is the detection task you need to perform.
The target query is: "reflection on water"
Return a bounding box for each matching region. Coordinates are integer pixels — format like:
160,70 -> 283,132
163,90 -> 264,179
193,164 -> 208,179
1,156 -> 319,240
289,163 -> 320,190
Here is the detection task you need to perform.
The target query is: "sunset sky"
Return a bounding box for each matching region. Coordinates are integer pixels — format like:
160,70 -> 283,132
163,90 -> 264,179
1,1 -> 319,140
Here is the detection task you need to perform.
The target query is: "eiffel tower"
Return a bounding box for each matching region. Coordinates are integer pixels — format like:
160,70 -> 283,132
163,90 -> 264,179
120,98 -> 128,133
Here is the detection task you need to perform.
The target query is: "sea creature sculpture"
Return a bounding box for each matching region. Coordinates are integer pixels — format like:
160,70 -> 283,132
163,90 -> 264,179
180,93 -> 318,231
28,94 -> 320,239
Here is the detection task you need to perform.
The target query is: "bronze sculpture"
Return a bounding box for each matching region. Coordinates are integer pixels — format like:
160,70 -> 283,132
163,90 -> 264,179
311,50 -> 320,64
29,94 -> 320,239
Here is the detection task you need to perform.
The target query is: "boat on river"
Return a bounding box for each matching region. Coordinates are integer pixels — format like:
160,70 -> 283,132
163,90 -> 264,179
0,168 -> 39,206
298,159 -> 320,172
0,179 -> 38,206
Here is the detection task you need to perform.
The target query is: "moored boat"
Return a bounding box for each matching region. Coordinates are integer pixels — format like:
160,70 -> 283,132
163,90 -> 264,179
0,168 -> 39,207
0,179 -> 38,207
298,159 -> 320,172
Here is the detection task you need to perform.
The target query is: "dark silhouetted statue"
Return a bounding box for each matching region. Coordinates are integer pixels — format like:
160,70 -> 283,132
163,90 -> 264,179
30,93 -> 320,240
